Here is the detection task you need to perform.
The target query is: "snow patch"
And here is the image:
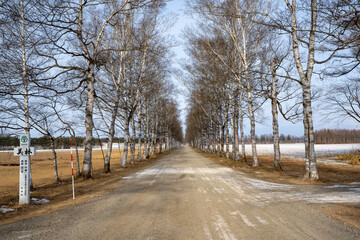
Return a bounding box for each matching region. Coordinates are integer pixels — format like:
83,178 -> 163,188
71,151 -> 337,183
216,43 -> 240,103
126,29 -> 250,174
215,143 -> 360,157
122,176 -> 133,179
256,216 -> 268,225
1,205 -> 14,213
349,188 -> 360,193
245,178 -> 293,190
350,182 -> 360,185
240,214 -> 255,227
325,185 -> 350,188
229,211 -> 241,216
295,192 -> 360,203
203,223 -> 214,240
197,188 -> 207,194
278,217 -> 286,224
213,215 -> 237,240
18,234 -> 32,239
31,198 -> 50,204
214,187 -> 226,194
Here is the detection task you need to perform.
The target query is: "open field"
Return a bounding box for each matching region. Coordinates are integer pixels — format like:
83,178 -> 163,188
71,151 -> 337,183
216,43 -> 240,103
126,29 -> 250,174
0,148 -> 126,195
222,143 -> 360,157
1,147 -> 359,239
1,144 -> 359,229
1,143 -> 358,202
0,147 -> 170,224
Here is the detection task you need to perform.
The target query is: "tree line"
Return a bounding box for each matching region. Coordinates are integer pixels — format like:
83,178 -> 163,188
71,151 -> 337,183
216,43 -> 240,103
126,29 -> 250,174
0,0 -> 183,182
184,0 -> 359,180
2,127 -> 357,151
236,129 -> 360,144
0,136 -> 126,150
314,129 -> 360,144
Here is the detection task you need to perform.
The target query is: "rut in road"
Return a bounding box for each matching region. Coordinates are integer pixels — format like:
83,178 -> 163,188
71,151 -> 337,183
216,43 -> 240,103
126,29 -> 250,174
0,146 -> 359,240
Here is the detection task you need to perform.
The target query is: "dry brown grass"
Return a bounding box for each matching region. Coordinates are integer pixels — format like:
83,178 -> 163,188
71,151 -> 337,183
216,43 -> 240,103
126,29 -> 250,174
197,149 -> 360,230
335,152 -> 360,165
0,148 -> 170,224
198,150 -> 360,185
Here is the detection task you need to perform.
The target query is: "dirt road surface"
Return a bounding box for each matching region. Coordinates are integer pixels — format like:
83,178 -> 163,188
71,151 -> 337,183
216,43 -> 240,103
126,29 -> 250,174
1,146 -> 359,239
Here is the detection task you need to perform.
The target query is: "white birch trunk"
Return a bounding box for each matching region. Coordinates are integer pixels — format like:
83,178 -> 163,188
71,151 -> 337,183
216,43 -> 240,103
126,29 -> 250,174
151,120 -> 156,156
130,116 -> 136,165
143,113 -> 149,159
144,104 -> 151,159
302,84 -> 318,179
220,123 -> 225,157
82,67 -> 95,178
103,91 -> 119,172
121,119 -> 130,168
159,137 -> 163,154
271,59 -> 282,170
50,136 -> 59,181
137,106 -> 142,162
165,130 -> 170,151
74,139 -> 81,176
245,75 -> 258,166
225,110 -> 230,159
286,0 -> 319,179
229,93 -> 239,161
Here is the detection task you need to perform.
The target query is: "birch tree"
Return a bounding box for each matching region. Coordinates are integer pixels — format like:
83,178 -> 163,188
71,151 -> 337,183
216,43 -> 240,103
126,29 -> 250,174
188,0 -> 270,166
36,0 -> 157,178
0,0 -> 49,187
277,0 -> 319,179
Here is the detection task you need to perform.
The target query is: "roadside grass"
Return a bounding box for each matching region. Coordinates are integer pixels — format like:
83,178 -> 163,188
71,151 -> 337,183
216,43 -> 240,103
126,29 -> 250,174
197,149 -> 360,230
335,152 -> 360,165
318,149 -> 360,165
198,150 -> 360,185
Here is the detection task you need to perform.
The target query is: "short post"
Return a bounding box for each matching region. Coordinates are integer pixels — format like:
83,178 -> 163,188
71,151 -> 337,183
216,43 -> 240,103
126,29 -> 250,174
70,140 -> 75,199
14,134 -> 36,205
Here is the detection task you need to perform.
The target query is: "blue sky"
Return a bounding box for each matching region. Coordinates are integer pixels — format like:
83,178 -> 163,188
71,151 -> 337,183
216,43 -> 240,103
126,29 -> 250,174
164,0 -> 359,136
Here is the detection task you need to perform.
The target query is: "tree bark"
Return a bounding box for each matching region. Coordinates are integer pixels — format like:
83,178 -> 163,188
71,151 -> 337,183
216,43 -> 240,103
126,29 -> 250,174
75,140 -> 81,176
225,108 -> 230,159
82,67 -> 95,179
271,59 -> 282,170
230,92 -> 239,161
137,106 -> 142,162
103,92 -> 119,173
245,73 -> 258,167
302,84 -> 318,179
121,119 -> 130,168
286,0 -> 319,180
50,136 -> 59,181
130,116 -> 136,165
143,115 -> 149,159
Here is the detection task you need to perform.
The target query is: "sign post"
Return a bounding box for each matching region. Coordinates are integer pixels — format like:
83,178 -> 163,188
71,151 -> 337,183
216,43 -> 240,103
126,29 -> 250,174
70,140 -> 75,199
14,134 -> 36,205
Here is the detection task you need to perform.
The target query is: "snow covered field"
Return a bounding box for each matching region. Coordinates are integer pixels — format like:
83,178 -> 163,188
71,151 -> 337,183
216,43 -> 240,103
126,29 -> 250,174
224,143 -> 360,157
1,143 -> 359,157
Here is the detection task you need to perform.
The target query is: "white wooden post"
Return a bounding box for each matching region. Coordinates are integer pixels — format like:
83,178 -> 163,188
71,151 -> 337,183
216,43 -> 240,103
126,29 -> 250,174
14,134 -> 36,205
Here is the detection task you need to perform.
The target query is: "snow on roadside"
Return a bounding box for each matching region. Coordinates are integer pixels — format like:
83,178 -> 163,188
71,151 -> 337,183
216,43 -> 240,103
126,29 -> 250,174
31,198 -> 50,204
217,167 -> 360,205
1,205 -> 14,213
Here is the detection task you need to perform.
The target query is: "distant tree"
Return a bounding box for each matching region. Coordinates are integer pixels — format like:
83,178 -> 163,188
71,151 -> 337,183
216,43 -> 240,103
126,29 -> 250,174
326,79 -> 360,124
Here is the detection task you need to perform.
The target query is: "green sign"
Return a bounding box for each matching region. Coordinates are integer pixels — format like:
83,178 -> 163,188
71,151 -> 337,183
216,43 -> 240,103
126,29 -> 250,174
20,135 -> 28,143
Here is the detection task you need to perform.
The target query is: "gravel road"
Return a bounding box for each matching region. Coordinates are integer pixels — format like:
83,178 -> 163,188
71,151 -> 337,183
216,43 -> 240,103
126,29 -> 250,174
1,146 -> 359,239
